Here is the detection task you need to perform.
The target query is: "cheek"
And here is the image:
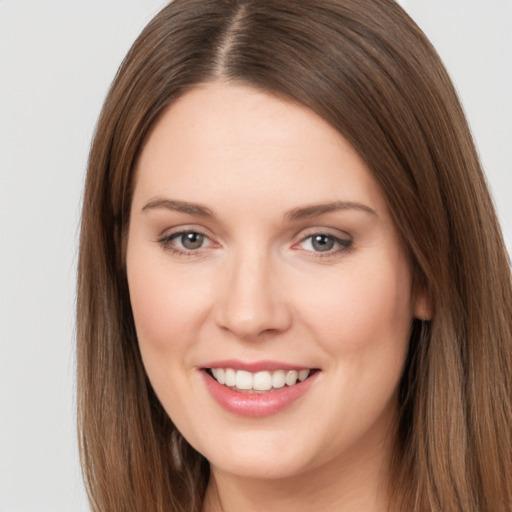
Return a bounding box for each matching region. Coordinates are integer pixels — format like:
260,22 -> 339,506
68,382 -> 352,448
127,248 -> 210,356
128,266 -> 176,352
126,249 -> 207,417
296,252 -> 414,357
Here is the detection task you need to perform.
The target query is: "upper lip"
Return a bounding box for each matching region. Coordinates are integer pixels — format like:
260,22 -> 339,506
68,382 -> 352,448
200,359 -> 314,372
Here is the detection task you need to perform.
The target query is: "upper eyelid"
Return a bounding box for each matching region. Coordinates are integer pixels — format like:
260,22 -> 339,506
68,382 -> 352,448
158,224 -> 215,239
295,226 -> 353,241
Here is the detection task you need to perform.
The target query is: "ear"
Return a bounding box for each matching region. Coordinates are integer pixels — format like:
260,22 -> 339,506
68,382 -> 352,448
413,286 -> 433,321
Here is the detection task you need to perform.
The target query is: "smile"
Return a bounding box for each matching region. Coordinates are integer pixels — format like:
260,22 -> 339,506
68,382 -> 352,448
209,368 -> 312,393
202,364 -> 320,417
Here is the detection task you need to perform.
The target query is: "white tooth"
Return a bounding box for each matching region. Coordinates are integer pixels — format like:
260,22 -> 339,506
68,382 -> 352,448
211,368 -> 218,380
225,368 -> 236,387
285,370 -> 298,386
216,368 -> 225,385
272,370 -> 286,389
298,369 -> 310,381
253,371 -> 272,391
236,370 -> 253,390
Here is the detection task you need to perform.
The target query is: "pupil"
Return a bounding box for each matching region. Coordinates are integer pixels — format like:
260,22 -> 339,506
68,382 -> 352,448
182,232 -> 204,249
312,235 -> 334,252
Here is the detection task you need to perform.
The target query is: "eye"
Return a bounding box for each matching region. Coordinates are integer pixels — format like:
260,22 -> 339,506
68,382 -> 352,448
309,234 -> 336,252
159,230 -> 213,254
297,232 -> 352,255
176,231 -> 206,250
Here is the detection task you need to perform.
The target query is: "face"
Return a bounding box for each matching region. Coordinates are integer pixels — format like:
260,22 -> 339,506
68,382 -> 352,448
126,82 -> 425,481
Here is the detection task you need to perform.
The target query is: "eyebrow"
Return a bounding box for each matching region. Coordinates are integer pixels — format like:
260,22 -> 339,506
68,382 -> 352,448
285,201 -> 376,220
142,198 -> 214,217
141,197 -> 376,220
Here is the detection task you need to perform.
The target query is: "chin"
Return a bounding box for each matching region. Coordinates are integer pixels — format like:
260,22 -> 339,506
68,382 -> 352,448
209,453 -> 311,481
192,428 -> 319,480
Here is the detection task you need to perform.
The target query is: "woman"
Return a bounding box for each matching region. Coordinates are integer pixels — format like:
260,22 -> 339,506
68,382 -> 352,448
77,0 -> 512,511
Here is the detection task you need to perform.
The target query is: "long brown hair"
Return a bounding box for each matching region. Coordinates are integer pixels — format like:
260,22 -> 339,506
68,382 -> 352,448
77,1 -> 512,510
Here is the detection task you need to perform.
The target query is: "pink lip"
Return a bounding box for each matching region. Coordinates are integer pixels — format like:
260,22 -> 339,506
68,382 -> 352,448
202,359 -> 310,372
201,369 -> 319,417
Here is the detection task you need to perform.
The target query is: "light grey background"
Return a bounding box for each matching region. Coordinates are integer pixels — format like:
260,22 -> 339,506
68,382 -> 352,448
0,1 -> 510,511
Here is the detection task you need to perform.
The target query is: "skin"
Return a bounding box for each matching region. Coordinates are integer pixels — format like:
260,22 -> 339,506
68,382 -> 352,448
126,82 -> 429,512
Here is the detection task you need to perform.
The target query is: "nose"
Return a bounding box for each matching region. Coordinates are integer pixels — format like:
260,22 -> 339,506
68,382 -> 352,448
214,248 -> 292,339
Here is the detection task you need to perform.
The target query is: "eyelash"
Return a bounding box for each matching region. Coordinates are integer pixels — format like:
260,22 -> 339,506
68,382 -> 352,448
158,229 -> 353,258
294,232 -> 353,257
158,230 -> 214,256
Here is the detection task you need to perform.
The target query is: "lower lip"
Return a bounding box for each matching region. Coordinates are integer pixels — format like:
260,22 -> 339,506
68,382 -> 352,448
201,371 -> 318,417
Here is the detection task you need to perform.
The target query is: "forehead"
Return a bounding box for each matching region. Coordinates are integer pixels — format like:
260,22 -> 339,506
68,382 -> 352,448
133,81 -> 387,217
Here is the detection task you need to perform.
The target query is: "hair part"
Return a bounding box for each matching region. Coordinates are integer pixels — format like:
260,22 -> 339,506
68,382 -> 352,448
77,1 -> 512,510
